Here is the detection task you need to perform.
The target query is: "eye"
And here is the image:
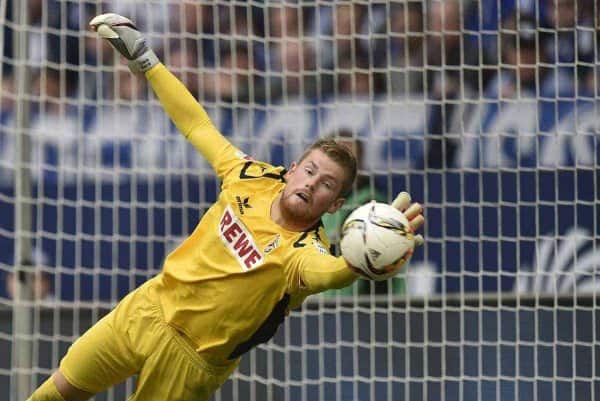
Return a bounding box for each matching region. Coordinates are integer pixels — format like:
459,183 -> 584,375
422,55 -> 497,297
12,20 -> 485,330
323,181 -> 333,189
305,167 -> 314,175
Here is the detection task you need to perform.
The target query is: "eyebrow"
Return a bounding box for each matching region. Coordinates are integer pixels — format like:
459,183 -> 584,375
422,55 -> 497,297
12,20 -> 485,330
306,161 -> 339,183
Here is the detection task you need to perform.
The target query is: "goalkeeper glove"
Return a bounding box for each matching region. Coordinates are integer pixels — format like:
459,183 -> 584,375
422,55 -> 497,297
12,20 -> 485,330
392,191 -> 425,247
364,191 -> 424,280
89,13 -> 159,73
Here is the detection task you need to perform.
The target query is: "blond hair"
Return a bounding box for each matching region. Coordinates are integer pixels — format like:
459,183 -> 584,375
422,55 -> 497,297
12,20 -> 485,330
297,138 -> 357,197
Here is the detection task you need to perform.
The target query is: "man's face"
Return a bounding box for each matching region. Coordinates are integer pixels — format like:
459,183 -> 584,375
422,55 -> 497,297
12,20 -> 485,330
280,149 -> 346,226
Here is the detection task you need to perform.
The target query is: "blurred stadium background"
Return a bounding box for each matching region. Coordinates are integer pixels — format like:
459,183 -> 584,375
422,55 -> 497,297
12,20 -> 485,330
1,1 -> 599,400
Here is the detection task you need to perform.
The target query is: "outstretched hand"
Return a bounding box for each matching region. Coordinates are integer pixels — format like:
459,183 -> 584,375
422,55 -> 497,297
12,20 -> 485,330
341,192 -> 425,281
89,13 -> 159,73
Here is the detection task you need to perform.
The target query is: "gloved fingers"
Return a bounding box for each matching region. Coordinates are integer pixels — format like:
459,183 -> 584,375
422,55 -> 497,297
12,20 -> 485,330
413,234 -> 424,247
409,214 -> 425,232
391,191 -> 411,211
89,13 -> 136,32
403,202 -> 422,221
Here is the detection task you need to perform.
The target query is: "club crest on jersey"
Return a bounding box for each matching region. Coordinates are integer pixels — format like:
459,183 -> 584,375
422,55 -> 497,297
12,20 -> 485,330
313,240 -> 329,255
219,206 -> 263,271
263,234 -> 281,254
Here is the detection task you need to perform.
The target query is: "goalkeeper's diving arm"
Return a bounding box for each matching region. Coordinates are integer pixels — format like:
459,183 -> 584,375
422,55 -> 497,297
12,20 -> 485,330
89,13 -> 233,168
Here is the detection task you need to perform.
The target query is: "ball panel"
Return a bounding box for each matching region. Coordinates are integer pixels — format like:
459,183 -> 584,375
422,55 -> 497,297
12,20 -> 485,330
340,201 -> 415,281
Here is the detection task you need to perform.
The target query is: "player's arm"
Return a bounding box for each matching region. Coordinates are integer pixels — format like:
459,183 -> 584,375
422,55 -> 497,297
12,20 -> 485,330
292,253 -> 359,294
89,13 -> 237,177
144,65 -> 233,169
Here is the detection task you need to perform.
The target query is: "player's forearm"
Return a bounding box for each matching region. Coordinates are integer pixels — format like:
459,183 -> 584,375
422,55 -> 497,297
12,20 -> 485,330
301,257 -> 359,293
146,63 -> 212,135
145,63 -> 230,162
90,15 -> 235,169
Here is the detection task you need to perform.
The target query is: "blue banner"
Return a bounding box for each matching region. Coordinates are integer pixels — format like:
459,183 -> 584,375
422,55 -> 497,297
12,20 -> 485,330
0,94 -> 598,300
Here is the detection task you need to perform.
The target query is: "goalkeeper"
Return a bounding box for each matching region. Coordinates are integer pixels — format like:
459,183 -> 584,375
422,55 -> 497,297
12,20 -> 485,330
28,13 -> 425,401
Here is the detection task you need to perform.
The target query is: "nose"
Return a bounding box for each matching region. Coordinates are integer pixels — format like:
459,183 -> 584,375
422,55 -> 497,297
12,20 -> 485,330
305,176 -> 318,191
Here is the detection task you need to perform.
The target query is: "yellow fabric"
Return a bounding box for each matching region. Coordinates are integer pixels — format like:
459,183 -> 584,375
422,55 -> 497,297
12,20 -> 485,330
59,278 -> 236,401
145,63 -> 357,364
27,376 -> 67,401
46,63 -> 358,401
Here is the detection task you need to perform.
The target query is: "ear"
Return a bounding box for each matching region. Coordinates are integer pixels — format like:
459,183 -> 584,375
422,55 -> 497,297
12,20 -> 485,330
285,162 -> 298,178
327,197 -> 345,214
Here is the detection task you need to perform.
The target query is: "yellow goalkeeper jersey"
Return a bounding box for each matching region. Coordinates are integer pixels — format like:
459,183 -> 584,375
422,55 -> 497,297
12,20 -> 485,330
146,64 -> 357,365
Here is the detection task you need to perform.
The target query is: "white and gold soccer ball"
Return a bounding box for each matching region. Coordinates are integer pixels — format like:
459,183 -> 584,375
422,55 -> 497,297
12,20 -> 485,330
340,201 -> 415,281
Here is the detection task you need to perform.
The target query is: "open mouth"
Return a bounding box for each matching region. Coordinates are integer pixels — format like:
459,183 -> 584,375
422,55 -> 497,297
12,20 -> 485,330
296,193 -> 309,203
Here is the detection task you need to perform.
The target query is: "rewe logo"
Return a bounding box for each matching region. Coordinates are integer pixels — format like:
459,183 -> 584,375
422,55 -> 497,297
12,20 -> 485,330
219,206 -> 263,271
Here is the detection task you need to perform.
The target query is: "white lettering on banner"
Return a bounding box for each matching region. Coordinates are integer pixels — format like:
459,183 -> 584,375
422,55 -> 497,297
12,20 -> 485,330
15,95 -> 600,184
369,101 -> 427,170
218,206 -> 263,271
540,108 -> 595,167
458,100 -> 599,169
251,101 -> 313,163
318,102 -> 371,140
460,101 -> 538,168
239,97 -> 427,169
514,227 -> 600,294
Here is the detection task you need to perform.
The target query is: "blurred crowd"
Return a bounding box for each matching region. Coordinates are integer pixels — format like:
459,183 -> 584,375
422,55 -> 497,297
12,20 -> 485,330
1,0 -> 598,299
0,0 -> 597,171
2,0 -> 598,99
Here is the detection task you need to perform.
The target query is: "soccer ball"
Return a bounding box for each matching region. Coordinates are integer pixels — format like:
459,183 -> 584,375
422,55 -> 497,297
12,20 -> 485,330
340,201 -> 415,281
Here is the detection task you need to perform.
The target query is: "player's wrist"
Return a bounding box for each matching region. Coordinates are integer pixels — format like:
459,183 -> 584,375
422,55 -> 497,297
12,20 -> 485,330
345,261 -> 367,279
90,13 -> 159,73
128,48 -> 159,73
